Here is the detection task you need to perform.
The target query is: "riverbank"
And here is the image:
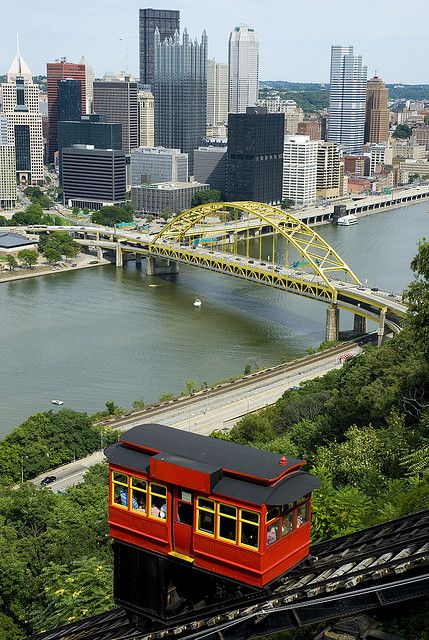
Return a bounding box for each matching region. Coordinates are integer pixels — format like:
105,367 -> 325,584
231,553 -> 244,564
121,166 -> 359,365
0,254 -> 110,283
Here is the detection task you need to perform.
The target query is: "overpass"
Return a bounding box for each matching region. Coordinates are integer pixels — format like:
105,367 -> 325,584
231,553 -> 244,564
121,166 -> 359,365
8,202 -> 408,342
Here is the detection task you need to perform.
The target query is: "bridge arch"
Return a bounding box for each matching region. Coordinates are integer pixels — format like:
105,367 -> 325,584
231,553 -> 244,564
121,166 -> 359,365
153,201 -> 361,294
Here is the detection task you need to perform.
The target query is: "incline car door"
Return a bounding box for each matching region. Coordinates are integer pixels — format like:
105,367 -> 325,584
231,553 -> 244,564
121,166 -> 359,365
172,488 -> 194,559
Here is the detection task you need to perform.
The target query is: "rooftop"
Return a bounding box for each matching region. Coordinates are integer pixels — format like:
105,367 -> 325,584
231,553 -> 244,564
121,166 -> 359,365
0,232 -> 36,249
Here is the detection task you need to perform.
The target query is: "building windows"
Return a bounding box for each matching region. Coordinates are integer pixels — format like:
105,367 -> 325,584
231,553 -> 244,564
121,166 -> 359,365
131,477 -> 147,514
240,509 -> 259,549
112,471 -> 129,508
149,483 -> 167,519
196,497 -> 260,550
111,472 -> 166,520
218,503 -> 237,542
196,497 -> 215,535
265,497 -> 311,547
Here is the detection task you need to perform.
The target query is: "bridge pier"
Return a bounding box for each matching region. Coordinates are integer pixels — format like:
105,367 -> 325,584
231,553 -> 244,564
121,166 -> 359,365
353,313 -> 367,335
115,243 -> 123,267
377,307 -> 387,346
96,246 -> 103,260
325,304 -> 339,342
135,253 -> 142,266
146,256 -> 179,276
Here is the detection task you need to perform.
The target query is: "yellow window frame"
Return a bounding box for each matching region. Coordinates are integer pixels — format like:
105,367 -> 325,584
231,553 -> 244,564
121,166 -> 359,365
148,482 -> 168,520
130,476 -> 148,516
216,503 -> 237,544
111,471 -> 129,510
238,509 -> 260,551
196,497 -> 215,537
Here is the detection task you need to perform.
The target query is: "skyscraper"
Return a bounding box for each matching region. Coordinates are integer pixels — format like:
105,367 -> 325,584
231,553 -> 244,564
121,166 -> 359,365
137,87 -> 155,146
282,135 -> 318,205
1,52 -> 44,184
139,8 -> 180,87
154,28 -> 207,174
328,45 -> 367,154
365,76 -> 389,144
47,59 -> 86,161
80,55 -> 95,114
228,25 -> 259,114
93,79 -> 138,154
58,79 -> 82,123
227,107 -> 284,204
207,59 -> 228,129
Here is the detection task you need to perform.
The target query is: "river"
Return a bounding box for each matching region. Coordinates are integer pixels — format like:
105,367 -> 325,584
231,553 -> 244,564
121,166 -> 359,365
1,201 -> 428,436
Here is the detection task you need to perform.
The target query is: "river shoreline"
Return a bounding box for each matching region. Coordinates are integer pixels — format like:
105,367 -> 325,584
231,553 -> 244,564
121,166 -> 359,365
0,256 -> 110,284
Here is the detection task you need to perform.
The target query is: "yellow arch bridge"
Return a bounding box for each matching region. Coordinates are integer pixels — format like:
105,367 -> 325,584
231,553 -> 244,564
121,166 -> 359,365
74,201 -> 407,342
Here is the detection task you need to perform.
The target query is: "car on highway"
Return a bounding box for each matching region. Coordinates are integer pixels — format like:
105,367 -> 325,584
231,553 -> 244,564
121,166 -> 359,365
40,475 -> 57,486
357,285 -> 365,290
371,287 -> 379,292
89,260 -> 99,264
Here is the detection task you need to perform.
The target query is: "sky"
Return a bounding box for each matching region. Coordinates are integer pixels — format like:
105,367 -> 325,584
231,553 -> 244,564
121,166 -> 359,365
2,0 -> 428,83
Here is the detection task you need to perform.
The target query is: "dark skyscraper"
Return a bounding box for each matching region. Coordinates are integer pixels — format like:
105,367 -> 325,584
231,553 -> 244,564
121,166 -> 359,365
58,79 -> 82,123
139,8 -> 180,87
154,28 -> 207,174
226,107 -> 284,204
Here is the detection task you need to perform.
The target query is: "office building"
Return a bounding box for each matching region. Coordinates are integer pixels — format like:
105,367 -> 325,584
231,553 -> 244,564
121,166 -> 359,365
130,146 -> 188,186
257,98 -> 304,134
93,79 -> 138,154
328,45 -> 367,154
316,141 -> 343,199
58,79 -> 82,123
58,114 -> 122,182
399,159 -> 429,184
139,8 -> 180,87
1,53 -> 44,184
365,76 -> 389,144
207,59 -> 228,131
412,125 -> 429,151
228,25 -> 259,113
282,135 -> 318,205
227,107 -> 284,204
298,120 -> 321,140
0,115 -> 8,143
80,55 -> 95,114
138,88 -> 155,146
392,139 -> 426,160
47,59 -> 86,161
194,146 -> 227,193
344,155 -> 370,175
365,143 -> 392,176
0,144 -> 17,209
62,145 -> 126,209
132,181 -> 208,214
154,28 -> 207,174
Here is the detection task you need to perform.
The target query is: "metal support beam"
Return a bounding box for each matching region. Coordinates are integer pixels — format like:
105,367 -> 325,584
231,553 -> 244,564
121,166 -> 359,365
115,244 -> 123,267
377,307 -> 387,346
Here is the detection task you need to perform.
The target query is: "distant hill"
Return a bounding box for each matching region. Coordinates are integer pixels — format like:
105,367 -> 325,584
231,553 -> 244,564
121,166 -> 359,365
260,81 -> 429,103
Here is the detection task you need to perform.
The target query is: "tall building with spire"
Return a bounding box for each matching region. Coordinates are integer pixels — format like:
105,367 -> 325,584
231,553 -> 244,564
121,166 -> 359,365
228,25 -> 259,114
153,28 -> 207,174
365,76 -> 389,144
1,48 -> 44,185
327,45 -> 367,154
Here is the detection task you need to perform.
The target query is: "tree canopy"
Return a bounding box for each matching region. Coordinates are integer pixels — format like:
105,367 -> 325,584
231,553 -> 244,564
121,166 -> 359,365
191,189 -> 222,207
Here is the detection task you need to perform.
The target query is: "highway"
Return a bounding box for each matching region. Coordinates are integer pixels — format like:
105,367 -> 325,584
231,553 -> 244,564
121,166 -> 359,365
32,340 -> 364,493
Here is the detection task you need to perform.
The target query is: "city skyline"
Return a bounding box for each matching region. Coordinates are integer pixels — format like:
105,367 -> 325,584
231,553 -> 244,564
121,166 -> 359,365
1,0 -> 427,83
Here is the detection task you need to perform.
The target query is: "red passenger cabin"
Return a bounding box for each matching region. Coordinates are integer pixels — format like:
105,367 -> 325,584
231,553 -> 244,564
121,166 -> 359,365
105,423 -> 321,593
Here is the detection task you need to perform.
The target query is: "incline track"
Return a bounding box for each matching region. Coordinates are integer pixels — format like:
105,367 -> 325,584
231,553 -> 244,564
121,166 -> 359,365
28,510 -> 429,640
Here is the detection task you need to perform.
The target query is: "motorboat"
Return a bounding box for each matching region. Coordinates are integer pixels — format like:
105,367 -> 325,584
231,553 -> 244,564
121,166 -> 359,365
51,400 -> 64,405
337,214 -> 358,226
193,299 -> 202,307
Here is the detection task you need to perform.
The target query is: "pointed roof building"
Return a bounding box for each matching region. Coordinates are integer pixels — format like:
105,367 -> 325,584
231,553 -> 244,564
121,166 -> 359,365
7,46 -> 33,84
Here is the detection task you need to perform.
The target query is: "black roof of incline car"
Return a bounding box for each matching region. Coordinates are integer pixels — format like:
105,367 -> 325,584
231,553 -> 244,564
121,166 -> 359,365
105,424 -> 321,507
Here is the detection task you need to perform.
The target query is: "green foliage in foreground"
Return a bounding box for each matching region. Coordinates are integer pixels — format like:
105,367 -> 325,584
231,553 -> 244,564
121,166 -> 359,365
0,408 -> 117,485
0,465 -> 113,637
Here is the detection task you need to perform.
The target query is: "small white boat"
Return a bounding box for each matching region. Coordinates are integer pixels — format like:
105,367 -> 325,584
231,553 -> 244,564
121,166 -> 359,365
148,284 -> 158,288
337,214 -> 358,226
193,299 -> 202,307
51,400 -> 64,405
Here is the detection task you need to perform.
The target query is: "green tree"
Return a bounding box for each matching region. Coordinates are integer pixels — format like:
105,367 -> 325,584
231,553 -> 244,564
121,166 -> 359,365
191,189 -> 222,207
244,364 -> 252,375
44,246 -> 61,265
184,380 -> 197,395
159,392 -> 174,402
0,215 -> 8,226
17,249 -> 38,270
132,399 -> 146,410
6,255 -> 18,271
229,413 -> 275,445
62,241 -> 79,262
405,238 -> 429,359
393,123 -> 412,139
12,204 -> 45,226
281,198 -> 295,210
104,400 -> 121,416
